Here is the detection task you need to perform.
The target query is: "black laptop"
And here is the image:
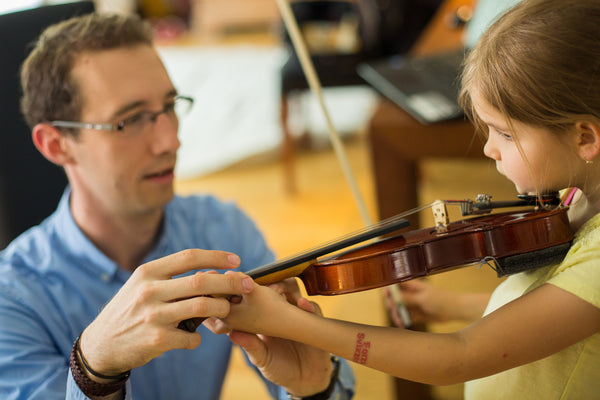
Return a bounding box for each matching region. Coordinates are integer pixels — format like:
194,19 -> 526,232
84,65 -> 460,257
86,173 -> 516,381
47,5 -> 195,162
358,0 -> 520,124
357,49 -> 465,124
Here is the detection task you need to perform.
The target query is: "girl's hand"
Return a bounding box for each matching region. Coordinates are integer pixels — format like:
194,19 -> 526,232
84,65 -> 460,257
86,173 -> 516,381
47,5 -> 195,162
204,277 -> 305,337
214,279 -> 297,336
217,279 -> 334,397
389,279 -> 490,325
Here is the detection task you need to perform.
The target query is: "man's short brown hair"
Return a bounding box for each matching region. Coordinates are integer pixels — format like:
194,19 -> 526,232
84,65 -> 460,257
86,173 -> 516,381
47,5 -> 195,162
20,12 -> 153,130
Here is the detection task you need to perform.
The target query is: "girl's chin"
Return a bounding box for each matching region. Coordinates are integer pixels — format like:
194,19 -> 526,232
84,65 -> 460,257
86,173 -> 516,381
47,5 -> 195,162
513,186 -> 537,196
515,187 -> 560,197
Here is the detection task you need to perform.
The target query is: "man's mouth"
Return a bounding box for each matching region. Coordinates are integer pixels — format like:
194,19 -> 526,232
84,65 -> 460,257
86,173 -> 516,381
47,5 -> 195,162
145,167 -> 174,181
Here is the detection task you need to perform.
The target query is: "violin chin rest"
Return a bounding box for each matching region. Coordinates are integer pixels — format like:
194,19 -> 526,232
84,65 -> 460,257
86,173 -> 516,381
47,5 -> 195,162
493,242 -> 572,277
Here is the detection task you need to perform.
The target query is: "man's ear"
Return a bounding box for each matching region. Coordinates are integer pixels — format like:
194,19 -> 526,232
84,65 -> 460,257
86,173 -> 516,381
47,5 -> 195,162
31,123 -> 74,166
574,119 -> 600,163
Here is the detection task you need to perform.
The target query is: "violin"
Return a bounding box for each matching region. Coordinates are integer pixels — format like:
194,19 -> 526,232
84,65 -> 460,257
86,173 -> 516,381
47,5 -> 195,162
178,194 -> 574,331
247,194 -> 574,295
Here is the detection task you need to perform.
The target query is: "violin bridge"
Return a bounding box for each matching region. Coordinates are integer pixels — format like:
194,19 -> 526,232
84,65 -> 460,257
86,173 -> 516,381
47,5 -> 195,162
432,200 -> 449,233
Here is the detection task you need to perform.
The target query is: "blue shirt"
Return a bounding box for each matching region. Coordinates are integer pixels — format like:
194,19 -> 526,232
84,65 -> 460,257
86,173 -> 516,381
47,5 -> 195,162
0,190 -> 354,399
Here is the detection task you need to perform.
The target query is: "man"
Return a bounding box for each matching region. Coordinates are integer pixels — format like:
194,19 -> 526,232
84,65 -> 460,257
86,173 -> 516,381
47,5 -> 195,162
0,12 -> 354,399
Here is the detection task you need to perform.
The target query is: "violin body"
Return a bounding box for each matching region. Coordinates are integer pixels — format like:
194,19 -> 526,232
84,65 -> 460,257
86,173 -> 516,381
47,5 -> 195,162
299,207 -> 573,295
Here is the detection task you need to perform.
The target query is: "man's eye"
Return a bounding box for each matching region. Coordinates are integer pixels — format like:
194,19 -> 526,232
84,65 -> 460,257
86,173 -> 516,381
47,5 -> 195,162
122,112 -> 146,126
164,102 -> 176,113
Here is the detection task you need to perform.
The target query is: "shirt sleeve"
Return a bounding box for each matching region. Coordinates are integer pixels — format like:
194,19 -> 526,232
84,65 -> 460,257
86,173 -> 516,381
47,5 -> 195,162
258,357 -> 355,400
274,358 -> 355,399
0,283 -> 70,399
67,372 -> 133,400
547,239 -> 600,309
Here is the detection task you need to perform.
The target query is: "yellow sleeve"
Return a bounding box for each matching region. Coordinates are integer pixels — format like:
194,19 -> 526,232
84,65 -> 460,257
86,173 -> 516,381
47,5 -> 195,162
547,213 -> 600,309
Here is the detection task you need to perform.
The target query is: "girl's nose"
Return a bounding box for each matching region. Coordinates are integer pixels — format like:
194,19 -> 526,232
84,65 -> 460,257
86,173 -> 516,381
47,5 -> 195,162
483,135 -> 499,161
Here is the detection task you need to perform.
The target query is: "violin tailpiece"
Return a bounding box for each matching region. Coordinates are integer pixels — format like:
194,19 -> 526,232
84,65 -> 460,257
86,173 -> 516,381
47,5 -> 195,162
492,242 -> 572,277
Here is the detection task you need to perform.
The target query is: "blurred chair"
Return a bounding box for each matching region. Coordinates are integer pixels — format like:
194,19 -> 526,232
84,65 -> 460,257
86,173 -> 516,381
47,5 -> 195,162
278,0 -> 440,192
0,1 -> 95,249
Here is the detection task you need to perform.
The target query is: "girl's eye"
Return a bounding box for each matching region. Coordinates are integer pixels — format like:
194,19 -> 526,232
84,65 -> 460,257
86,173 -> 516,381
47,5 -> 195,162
498,131 -> 513,141
490,126 -> 513,141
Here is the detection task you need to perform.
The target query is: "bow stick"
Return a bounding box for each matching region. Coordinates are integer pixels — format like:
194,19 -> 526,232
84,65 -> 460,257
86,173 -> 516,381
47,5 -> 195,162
274,0 -> 411,327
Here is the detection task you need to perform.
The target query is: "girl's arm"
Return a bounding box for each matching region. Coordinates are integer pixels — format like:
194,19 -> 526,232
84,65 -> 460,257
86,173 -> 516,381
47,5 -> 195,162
224,281 -> 600,385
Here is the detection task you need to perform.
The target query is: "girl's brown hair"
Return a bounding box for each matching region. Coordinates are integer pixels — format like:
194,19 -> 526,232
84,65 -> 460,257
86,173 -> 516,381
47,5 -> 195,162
459,0 -> 600,135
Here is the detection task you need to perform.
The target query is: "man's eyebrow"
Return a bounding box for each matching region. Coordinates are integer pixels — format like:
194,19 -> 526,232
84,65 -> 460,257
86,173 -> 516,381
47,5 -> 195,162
110,101 -> 146,121
109,90 -> 179,120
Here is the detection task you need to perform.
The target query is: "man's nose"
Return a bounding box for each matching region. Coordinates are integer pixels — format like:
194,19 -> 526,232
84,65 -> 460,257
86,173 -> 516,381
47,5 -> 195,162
150,113 -> 180,154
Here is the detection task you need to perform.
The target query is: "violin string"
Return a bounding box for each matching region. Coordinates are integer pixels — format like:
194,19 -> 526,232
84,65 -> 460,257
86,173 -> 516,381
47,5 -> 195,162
271,203 -> 436,265
268,194 -> 562,267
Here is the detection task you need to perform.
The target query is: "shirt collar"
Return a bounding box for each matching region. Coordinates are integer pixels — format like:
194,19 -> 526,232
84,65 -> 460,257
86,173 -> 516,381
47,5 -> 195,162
54,187 -> 124,280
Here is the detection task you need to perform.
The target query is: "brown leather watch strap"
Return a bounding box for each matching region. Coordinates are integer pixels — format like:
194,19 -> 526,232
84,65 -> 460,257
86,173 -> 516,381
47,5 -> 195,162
69,337 -> 130,397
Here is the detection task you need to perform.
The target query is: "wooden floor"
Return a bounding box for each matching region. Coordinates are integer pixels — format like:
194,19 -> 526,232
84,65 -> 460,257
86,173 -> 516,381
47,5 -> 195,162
175,123 -> 517,400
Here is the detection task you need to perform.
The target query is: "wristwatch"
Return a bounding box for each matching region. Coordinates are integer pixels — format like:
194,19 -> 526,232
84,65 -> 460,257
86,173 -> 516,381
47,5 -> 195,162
286,356 -> 340,400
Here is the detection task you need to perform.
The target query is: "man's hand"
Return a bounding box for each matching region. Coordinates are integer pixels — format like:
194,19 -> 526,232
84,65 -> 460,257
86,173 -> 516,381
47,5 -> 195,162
78,249 -> 254,377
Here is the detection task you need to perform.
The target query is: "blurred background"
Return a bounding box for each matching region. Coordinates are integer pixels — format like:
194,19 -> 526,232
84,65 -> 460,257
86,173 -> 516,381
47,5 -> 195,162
1,1 -> 522,399
0,0 -> 441,180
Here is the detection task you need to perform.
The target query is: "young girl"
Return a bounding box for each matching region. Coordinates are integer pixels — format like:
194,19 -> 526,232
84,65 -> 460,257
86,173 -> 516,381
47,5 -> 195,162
218,0 -> 600,397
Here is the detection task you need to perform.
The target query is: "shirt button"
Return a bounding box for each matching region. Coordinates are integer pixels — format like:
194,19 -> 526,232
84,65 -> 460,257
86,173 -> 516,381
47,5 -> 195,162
101,273 -> 110,282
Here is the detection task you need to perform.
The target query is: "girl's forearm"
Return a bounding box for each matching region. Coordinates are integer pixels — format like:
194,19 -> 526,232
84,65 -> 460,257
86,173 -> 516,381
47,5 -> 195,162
274,308 -> 476,385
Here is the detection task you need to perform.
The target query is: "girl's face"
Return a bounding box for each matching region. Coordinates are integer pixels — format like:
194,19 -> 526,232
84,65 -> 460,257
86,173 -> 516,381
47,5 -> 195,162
471,89 -> 577,195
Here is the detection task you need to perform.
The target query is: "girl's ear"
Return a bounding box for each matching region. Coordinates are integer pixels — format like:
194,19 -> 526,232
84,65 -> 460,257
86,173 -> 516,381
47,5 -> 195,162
574,120 -> 600,163
31,123 -> 75,166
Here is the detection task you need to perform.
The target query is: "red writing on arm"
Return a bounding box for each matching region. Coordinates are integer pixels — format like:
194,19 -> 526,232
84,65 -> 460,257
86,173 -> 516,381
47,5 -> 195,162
353,332 -> 370,365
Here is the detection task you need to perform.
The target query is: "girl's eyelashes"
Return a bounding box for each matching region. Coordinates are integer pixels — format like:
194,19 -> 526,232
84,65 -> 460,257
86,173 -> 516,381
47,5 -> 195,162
498,131 -> 513,141
489,126 -> 513,141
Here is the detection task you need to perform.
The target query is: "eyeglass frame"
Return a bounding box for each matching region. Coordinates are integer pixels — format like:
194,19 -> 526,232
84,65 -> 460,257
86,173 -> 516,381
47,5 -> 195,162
49,95 -> 194,133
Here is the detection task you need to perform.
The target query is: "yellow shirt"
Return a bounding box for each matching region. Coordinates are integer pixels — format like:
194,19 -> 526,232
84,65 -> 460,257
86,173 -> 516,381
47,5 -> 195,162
464,212 -> 600,399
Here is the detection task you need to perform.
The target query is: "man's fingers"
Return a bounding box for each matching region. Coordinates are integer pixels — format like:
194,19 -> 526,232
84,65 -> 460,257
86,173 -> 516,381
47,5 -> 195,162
203,317 -> 232,334
138,249 -> 241,279
158,271 -> 254,302
228,331 -> 268,367
165,295 -> 233,327
169,328 -> 203,350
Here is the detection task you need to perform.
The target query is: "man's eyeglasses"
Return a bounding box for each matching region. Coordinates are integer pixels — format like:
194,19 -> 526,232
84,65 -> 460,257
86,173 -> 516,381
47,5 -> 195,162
50,95 -> 194,136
